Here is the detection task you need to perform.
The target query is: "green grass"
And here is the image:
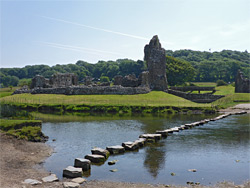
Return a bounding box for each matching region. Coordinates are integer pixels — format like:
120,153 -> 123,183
0,119 -> 44,141
0,84 -> 249,111
0,119 -> 41,131
212,93 -> 250,108
0,87 -> 19,98
190,82 -> 217,87
0,91 -> 211,108
0,92 -> 12,98
214,85 -> 235,95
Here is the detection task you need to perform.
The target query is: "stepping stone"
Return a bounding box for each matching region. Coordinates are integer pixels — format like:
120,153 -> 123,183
155,130 -> 168,137
180,125 -> 188,130
203,119 -> 210,123
164,129 -> 174,133
23,179 -> 42,185
199,121 -> 205,125
63,182 -> 80,188
139,134 -> 162,140
106,145 -> 125,154
192,122 -> 200,126
108,160 -> 118,165
71,177 -> 86,184
63,166 -> 82,178
185,123 -> 193,128
188,169 -> 197,172
134,138 -> 147,147
85,154 -> 105,163
122,141 -> 139,151
91,147 -> 110,159
42,174 -> 59,182
170,127 -> 179,132
74,158 -> 91,171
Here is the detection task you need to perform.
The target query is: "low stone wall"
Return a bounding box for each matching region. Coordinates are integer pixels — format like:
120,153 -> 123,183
168,89 -> 224,103
170,86 -> 215,92
13,86 -> 151,95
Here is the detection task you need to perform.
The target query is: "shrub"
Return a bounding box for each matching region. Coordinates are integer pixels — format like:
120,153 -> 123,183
100,76 -> 110,83
216,80 -> 227,86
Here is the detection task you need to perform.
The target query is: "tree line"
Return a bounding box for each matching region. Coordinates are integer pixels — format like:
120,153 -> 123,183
0,50 -> 249,87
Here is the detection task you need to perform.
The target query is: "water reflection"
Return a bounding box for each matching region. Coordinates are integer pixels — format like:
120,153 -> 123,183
143,142 -> 166,178
40,112 -> 249,185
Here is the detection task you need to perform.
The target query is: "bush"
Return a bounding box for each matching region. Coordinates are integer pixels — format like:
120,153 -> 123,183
100,76 -> 110,83
216,80 -> 227,86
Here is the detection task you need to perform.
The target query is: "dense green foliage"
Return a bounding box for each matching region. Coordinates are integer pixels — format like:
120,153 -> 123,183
166,49 -> 250,82
216,80 -> 227,86
1,50 -> 249,87
166,56 -> 196,86
0,59 -> 146,87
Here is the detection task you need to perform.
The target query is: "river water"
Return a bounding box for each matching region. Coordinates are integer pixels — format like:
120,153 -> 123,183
41,113 -> 250,185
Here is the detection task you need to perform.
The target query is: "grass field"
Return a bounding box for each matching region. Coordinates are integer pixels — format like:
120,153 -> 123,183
0,87 -> 19,98
0,91 -> 211,108
191,82 -> 217,87
0,84 -> 249,110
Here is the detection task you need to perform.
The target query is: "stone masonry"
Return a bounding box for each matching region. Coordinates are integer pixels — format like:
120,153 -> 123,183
144,35 -> 168,91
235,70 -> 250,93
30,73 -> 78,89
50,73 -> 78,88
30,75 -> 50,89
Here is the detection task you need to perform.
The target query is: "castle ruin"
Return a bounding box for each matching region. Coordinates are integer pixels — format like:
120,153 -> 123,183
235,70 -> 250,93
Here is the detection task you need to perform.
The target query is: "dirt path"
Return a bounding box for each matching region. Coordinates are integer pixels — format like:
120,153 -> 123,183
219,103 -> 250,114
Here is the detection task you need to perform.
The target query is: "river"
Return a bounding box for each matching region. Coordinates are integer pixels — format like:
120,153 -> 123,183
40,113 -> 250,185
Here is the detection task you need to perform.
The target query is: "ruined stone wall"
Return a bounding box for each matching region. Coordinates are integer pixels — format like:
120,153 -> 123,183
30,75 -> 50,89
168,89 -> 224,103
13,86 -> 150,95
50,73 -> 78,88
235,70 -> 250,93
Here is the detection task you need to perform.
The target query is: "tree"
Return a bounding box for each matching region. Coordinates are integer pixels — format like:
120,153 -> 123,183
166,56 -> 196,86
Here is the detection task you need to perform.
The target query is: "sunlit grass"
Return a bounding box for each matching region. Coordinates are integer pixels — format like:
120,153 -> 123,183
0,84 -> 249,109
0,91 -> 211,108
191,82 -> 217,87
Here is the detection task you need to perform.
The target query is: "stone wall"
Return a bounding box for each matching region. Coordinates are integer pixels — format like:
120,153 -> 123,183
121,74 -> 140,87
235,70 -> 250,93
168,89 -> 224,103
50,73 -> 78,88
13,86 -> 150,95
30,75 -> 50,89
170,86 -> 215,93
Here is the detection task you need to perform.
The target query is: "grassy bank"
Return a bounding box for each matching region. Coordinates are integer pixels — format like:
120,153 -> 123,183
0,91 -> 216,114
0,85 -> 249,113
0,119 -> 46,142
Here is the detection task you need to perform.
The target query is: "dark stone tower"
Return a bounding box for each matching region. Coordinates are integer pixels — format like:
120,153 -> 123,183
144,35 -> 168,91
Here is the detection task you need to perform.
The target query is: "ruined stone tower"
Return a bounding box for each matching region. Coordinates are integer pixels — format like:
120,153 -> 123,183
144,35 -> 168,91
235,70 -> 250,93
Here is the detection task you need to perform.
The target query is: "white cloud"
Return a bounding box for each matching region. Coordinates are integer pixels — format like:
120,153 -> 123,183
36,41 -> 123,56
41,16 -> 173,45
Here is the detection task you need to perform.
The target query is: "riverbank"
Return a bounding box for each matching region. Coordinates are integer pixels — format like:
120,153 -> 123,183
219,103 -> 250,114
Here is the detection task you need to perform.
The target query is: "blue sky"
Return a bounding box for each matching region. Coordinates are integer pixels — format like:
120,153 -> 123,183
1,0 -> 250,68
